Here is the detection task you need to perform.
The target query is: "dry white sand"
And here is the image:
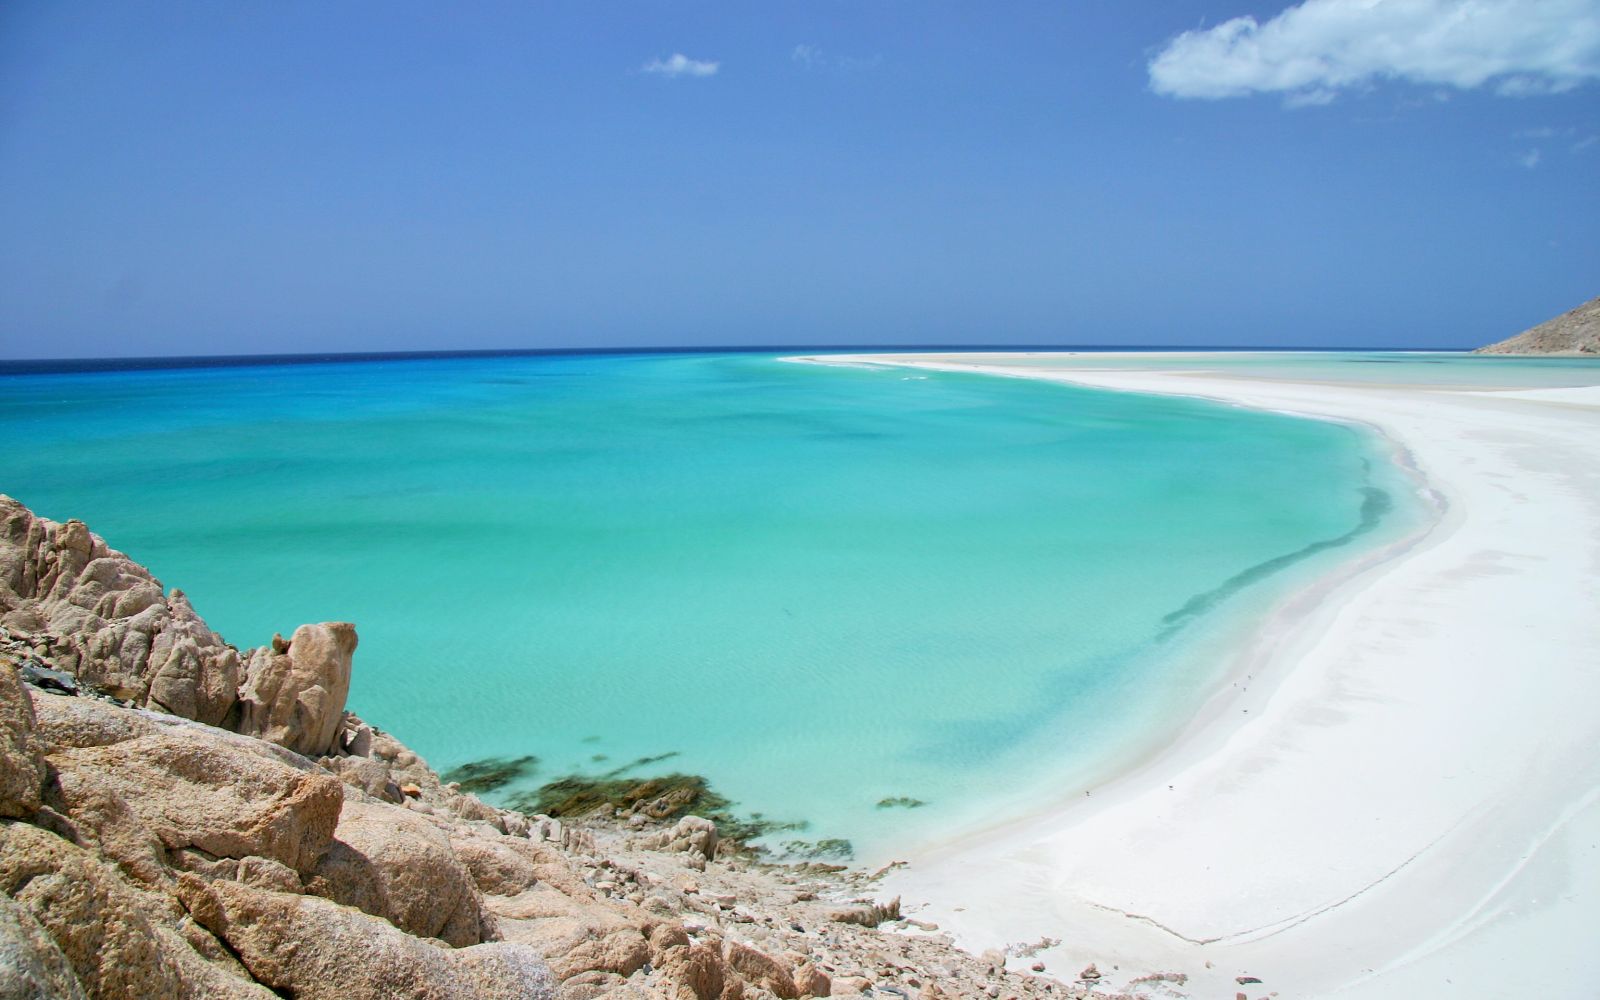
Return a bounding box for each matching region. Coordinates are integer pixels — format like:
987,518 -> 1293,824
793,353 -> 1600,998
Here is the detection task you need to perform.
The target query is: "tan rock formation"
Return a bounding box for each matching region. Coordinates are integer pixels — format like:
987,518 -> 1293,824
0,822 -> 274,1000
0,664 -> 44,818
308,800 -> 486,946
238,621 -> 356,757
47,727 -> 343,874
638,814 -> 721,864
178,875 -> 555,1000
0,496 -> 239,721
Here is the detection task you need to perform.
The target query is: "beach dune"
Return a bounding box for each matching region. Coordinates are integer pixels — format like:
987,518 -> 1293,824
794,354 -> 1600,998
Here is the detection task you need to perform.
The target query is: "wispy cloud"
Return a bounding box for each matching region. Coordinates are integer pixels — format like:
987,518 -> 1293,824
1149,0 -> 1600,105
791,43 -> 883,73
1519,148 -> 1544,168
642,53 -> 719,79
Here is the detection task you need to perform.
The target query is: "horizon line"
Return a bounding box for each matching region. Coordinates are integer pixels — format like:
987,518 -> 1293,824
0,342 -> 1481,376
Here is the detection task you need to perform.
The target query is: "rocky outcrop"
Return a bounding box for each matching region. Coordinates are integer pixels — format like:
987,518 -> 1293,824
0,498 -> 239,719
1477,294 -> 1600,354
0,821 -> 275,1000
179,875 -> 553,1000
637,814 -> 720,866
238,622 -> 356,757
48,727 -> 344,874
0,497 -> 1095,1000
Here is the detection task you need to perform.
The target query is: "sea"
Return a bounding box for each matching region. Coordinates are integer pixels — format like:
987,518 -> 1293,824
4,348 -> 1594,861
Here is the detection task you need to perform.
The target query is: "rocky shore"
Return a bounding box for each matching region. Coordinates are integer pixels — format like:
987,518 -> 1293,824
0,495 -> 1152,1000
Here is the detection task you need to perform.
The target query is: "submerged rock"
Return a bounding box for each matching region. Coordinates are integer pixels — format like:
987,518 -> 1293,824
875,796 -> 927,810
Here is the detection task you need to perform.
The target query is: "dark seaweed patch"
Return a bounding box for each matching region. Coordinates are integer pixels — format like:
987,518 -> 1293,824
779,838 -> 854,861
441,755 -> 538,794
510,766 -> 807,845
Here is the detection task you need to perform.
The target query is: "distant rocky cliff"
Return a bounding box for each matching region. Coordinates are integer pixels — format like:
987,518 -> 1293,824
1476,295 -> 1600,354
0,496 -> 1115,1000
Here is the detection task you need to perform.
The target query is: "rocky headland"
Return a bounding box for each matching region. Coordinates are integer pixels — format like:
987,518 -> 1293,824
0,495 -> 1161,1000
1476,294 -> 1600,354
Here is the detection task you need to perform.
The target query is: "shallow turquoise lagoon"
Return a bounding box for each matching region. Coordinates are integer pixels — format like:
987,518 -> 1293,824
0,351 -> 1429,859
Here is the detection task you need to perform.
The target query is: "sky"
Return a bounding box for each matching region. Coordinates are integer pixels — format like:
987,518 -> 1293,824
1,0 -> 1597,358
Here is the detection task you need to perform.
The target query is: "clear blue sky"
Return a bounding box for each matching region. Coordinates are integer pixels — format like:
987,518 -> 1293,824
2,1 -> 1596,357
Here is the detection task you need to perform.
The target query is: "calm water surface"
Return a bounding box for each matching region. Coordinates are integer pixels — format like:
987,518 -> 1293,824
0,350 -> 1459,858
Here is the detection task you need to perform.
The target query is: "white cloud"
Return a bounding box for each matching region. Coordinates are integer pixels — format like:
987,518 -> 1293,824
642,53 -> 719,78
1519,147 -> 1543,167
792,44 -> 821,68
1149,0 -> 1600,104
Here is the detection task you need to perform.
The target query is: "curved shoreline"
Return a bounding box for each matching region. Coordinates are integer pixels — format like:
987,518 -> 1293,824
791,353 -> 1600,997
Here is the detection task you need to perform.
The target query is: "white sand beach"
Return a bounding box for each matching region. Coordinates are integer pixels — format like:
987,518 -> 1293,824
793,353 -> 1600,998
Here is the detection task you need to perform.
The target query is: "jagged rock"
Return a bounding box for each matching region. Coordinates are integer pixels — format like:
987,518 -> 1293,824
237,622 -> 357,757
46,727 -> 343,874
307,800 -> 485,946
636,814 -> 719,863
0,893 -> 88,1000
17,662 -> 76,694
828,896 -> 900,927
793,961 -> 832,997
1,664 -> 44,817
339,715 -> 374,757
144,590 -> 240,726
490,881 -> 655,982
653,938 -> 726,1000
0,822 -> 274,1000
723,940 -> 799,998
0,497 -> 241,719
178,875 -> 556,1000
322,752 -> 404,802
451,832 -> 543,897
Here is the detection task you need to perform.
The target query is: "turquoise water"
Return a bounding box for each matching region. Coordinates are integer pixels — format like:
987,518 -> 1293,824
0,351 -> 1436,859
984,349 -> 1600,387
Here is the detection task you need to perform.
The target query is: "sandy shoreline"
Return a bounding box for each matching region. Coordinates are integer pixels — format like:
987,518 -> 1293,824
791,353 -> 1600,997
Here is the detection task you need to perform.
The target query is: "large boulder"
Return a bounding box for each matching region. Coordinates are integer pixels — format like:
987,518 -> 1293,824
0,821 -> 274,1000
490,884 -> 654,983
46,727 -> 343,874
178,875 -> 556,1000
237,622 -> 356,757
0,664 -> 44,818
307,800 -> 485,946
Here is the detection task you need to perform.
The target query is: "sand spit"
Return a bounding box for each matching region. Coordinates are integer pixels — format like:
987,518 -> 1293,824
788,353 -> 1600,998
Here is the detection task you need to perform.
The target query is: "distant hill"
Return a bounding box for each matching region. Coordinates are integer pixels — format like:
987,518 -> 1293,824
1477,296 -> 1600,354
